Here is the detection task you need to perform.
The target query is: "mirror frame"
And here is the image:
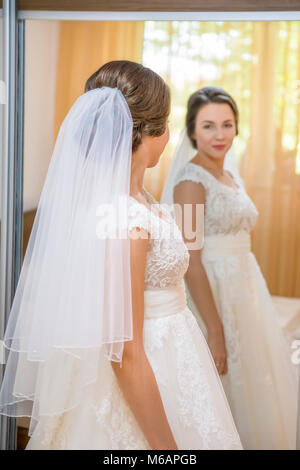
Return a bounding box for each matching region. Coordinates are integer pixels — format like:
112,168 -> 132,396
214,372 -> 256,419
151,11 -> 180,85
0,0 -> 299,451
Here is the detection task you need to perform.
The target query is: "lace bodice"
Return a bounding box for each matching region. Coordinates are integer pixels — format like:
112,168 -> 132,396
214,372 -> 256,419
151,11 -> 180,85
174,162 -> 259,236
127,188 -> 190,289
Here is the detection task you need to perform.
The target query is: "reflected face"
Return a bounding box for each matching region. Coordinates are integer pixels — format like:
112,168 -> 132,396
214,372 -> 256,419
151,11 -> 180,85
146,122 -> 170,167
192,103 -> 236,160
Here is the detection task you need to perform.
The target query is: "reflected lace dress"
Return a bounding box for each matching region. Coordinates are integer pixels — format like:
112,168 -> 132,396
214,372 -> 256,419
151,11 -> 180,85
25,187 -> 243,450
174,162 -> 299,450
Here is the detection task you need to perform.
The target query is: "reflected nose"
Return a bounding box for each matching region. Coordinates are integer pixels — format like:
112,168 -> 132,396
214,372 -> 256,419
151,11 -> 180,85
215,127 -> 225,140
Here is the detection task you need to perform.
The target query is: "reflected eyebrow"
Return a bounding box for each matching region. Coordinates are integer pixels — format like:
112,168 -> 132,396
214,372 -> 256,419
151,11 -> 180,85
201,119 -> 234,124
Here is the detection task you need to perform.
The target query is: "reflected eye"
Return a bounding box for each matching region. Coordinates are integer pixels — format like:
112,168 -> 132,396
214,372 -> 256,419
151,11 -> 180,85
225,123 -> 233,127
203,125 -> 211,129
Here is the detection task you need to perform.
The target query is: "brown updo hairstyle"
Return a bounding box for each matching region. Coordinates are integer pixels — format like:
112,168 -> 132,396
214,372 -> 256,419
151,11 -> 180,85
186,87 -> 239,149
85,60 -> 170,152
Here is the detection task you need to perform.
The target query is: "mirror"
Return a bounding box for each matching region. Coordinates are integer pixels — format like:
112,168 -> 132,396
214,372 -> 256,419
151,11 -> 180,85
3,14 -> 300,451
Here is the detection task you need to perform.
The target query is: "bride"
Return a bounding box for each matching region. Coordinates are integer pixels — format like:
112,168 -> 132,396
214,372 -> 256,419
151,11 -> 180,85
0,61 -> 243,450
161,86 -> 299,450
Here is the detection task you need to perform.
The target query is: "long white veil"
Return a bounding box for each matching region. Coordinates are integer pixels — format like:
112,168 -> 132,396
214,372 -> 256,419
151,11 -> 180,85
161,127 -> 240,207
0,87 -> 135,437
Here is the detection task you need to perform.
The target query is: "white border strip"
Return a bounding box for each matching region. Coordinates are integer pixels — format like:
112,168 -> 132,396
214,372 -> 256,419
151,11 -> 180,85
0,341 -> 6,365
17,10 -> 300,21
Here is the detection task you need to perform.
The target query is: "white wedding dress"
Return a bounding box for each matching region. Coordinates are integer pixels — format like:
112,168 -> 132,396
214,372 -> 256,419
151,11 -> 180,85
25,187 -> 243,450
174,162 -> 299,450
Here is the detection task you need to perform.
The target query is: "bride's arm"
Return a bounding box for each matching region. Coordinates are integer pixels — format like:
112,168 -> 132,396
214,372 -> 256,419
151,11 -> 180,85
174,180 -> 227,376
111,226 -> 178,450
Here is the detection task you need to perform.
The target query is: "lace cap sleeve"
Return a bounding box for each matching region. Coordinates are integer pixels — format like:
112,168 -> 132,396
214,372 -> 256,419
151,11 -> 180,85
174,163 -> 211,192
127,197 -> 152,234
235,172 -> 246,190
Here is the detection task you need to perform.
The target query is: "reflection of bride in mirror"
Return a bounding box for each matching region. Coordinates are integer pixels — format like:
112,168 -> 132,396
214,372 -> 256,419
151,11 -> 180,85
161,87 -> 299,450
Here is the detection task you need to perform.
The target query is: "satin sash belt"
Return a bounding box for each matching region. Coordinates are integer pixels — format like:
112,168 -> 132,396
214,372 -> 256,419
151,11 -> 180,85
202,231 -> 251,260
144,281 -> 187,319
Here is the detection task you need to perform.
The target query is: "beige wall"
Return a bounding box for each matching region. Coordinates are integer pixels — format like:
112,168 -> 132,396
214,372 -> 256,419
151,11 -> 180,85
24,20 -> 59,211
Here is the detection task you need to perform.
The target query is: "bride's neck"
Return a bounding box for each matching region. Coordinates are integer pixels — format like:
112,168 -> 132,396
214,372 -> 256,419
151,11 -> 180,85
130,158 -> 147,197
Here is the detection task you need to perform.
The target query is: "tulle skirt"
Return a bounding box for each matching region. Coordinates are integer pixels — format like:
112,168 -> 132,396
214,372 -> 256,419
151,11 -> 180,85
185,231 -> 299,450
25,281 -> 243,450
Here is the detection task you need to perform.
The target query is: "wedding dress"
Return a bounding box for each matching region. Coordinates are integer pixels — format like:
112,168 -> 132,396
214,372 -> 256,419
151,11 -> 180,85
25,187 -> 243,450
173,162 -> 299,450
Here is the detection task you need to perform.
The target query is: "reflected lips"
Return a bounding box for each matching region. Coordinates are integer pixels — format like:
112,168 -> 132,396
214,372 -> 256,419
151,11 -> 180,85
213,145 -> 226,150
